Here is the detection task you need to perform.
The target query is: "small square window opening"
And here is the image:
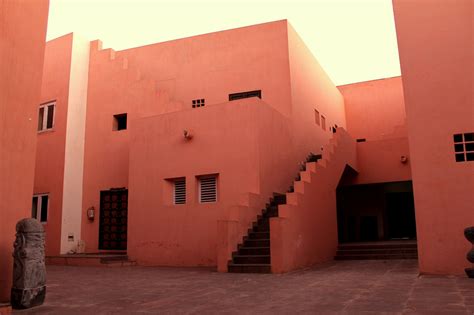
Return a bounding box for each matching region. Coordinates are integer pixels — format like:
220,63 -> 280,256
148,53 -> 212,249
113,113 -> 127,131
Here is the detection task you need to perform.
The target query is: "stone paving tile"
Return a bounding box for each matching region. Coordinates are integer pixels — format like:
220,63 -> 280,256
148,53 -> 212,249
12,260 -> 474,314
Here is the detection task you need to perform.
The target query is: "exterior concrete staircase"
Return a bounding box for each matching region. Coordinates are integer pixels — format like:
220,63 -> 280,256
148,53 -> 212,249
228,154 -> 323,273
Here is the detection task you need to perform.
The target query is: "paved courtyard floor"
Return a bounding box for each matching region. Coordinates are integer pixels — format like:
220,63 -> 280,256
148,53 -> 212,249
14,260 -> 474,314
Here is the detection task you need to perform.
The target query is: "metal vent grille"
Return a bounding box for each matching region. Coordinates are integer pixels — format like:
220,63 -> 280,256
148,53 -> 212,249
174,178 -> 186,204
199,176 -> 217,203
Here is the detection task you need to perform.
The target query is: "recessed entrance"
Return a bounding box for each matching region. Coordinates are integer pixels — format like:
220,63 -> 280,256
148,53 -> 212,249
337,181 -> 417,243
99,189 -> 128,250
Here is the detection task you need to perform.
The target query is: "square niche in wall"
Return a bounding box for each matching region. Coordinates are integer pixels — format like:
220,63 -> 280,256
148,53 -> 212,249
113,113 -> 127,131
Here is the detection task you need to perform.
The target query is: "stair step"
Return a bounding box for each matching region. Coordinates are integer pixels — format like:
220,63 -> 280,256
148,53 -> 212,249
307,153 -> 322,162
334,254 -> 418,260
254,219 -> 269,229
102,260 -> 137,267
100,256 -> 129,263
271,193 -> 286,205
336,249 -> 417,255
248,232 -> 270,239
262,208 -> 278,218
232,255 -> 270,264
244,239 -> 270,247
228,264 -> 271,273
338,243 -> 417,250
252,225 -> 269,232
237,247 -> 270,255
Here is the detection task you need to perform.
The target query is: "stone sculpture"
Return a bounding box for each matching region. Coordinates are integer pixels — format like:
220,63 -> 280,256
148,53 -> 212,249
11,218 -> 46,309
464,226 -> 474,278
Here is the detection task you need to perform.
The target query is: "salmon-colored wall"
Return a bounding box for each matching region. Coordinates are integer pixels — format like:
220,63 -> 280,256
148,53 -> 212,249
338,77 -> 411,185
34,34 -> 74,256
128,99 -> 282,265
0,0 -> 49,302
353,138 -> 411,185
339,77 -> 406,141
117,20 -> 292,117
393,0 -> 474,274
271,129 -> 357,272
81,42 -> 162,252
287,23 -> 346,154
125,20 -> 348,268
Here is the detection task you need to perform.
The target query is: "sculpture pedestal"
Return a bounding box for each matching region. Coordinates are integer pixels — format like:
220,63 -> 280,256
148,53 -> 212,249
465,226 -> 474,278
10,286 -> 45,309
465,268 -> 474,278
10,218 -> 46,309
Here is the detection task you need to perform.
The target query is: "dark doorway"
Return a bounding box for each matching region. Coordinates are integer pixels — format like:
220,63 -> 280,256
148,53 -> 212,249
99,189 -> 128,250
386,192 -> 416,239
337,181 -> 417,243
360,216 -> 378,241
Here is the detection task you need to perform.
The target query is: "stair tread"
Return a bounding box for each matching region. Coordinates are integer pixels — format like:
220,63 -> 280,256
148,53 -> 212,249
246,239 -> 270,241
228,263 -> 271,266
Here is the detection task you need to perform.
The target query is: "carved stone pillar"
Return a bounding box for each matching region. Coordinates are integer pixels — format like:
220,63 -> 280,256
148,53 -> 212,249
464,226 -> 474,278
11,218 -> 46,309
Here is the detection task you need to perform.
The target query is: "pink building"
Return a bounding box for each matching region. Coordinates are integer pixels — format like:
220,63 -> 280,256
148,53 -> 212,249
0,0 -> 49,303
35,1 -> 473,276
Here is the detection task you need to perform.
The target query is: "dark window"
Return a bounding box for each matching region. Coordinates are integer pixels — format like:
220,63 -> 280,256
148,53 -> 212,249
453,132 -> 474,163
46,104 -> 54,129
113,114 -> 127,131
40,196 -> 49,222
356,138 -> 366,143
38,107 -> 44,131
453,134 -> 463,142
455,154 -> 465,162
32,194 -> 48,222
192,99 -> 205,108
229,90 -> 261,101
38,102 -> 55,132
32,196 -> 38,219
455,143 -> 464,152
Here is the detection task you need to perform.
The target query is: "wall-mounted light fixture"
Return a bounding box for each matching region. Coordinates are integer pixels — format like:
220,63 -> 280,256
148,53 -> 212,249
400,155 -> 408,164
87,206 -> 95,221
183,129 -> 193,141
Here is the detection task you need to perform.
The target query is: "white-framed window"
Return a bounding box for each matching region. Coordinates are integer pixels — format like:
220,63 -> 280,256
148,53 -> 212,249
38,101 -> 55,132
198,175 -> 218,203
174,178 -> 186,205
32,194 -> 49,223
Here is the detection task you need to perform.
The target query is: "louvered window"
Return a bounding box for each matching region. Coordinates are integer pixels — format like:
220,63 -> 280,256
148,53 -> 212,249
174,178 -> 186,204
199,175 -> 217,203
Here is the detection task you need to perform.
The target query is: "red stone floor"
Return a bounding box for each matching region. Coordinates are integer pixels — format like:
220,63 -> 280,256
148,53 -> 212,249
14,260 -> 474,314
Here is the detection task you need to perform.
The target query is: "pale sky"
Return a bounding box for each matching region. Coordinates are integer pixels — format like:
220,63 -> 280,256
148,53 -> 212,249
46,0 -> 401,86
